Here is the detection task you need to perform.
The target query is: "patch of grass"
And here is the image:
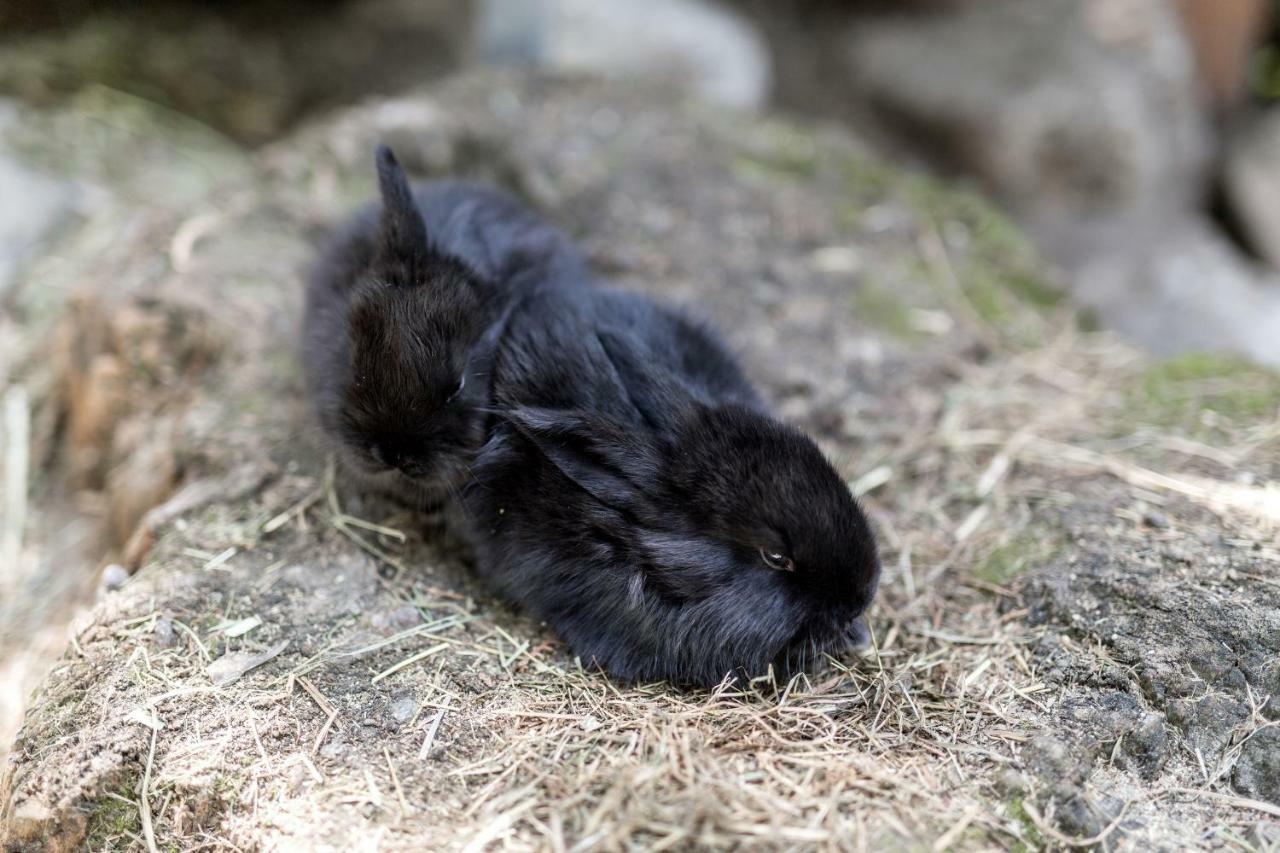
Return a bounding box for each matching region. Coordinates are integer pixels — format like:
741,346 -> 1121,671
840,154 -> 1062,346
974,533 -> 1062,587
851,279 -> 919,341
83,786 -> 142,849
1005,796 -> 1047,853
1131,353 -> 1280,431
731,120 -> 821,182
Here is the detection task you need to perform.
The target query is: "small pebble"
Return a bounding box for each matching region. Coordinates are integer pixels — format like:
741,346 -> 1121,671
1142,511 -> 1170,529
391,605 -> 421,629
153,617 -> 177,649
101,564 -> 129,592
389,696 -> 417,724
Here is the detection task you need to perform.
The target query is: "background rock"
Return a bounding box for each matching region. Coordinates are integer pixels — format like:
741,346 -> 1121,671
733,0 -> 1280,365
1224,107 -> 1280,271
475,0 -> 771,109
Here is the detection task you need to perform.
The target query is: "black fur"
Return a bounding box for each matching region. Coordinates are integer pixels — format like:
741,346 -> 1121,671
461,281 -> 882,687
303,146 -> 589,506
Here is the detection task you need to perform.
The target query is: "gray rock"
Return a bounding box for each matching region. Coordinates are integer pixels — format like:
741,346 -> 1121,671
475,0 -> 771,109
152,616 -> 177,650
1234,727 -> 1280,804
1068,215 -> 1280,366
840,0 -> 1208,225
1167,695 -> 1250,764
99,563 -> 129,593
388,695 -> 418,725
0,104 -> 74,301
738,0 -> 1280,363
1223,108 -> 1280,272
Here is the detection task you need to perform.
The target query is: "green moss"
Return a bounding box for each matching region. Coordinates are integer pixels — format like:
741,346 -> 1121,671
83,786 -> 142,849
906,179 -> 1060,336
1004,797 -> 1046,853
1132,353 -> 1280,431
974,533 -> 1061,587
851,280 -> 920,341
839,155 -> 1062,347
731,120 -> 820,182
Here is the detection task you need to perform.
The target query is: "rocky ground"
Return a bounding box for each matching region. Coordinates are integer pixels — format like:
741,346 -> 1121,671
1,71 -> 1278,851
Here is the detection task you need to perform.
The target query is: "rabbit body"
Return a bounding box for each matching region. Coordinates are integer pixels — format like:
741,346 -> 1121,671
460,281 -> 880,686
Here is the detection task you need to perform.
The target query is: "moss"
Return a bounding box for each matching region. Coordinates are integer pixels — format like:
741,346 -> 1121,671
851,279 -> 920,341
974,533 -> 1061,587
83,786 -> 142,849
1004,797 -> 1047,853
839,154 -> 1062,346
905,179 -> 1060,336
1131,353 -> 1280,431
731,119 -> 820,182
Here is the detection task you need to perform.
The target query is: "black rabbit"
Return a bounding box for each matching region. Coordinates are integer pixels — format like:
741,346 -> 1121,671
460,283 -> 881,687
303,146 -> 589,507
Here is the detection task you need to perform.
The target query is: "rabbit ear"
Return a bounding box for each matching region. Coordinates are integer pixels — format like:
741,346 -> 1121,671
595,329 -> 697,439
504,406 -> 656,511
373,145 -> 430,276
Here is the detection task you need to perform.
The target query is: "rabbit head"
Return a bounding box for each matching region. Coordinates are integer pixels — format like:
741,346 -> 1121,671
326,147 -> 492,501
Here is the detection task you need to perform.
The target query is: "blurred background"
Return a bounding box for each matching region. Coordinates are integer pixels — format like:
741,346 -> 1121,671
2,0 -> 1280,363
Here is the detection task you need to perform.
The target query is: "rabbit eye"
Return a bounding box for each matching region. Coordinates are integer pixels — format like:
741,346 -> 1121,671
448,374 -> 466,402
759,547 -> 795,572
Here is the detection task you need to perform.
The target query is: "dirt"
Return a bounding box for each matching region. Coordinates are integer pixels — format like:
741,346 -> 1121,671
1,72 -> 1278,851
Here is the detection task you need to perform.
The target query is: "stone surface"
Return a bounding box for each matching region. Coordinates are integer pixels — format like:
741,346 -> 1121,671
475,0 -> 771,109
0,0 -> 473,144
1224,107 -> 1280,272
734,0 -> 1280,365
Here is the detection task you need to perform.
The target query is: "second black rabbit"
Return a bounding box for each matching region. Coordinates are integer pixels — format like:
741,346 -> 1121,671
459,283 -> 881,686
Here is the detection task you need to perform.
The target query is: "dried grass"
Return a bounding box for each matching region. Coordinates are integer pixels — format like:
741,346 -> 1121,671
70,324 -> 1271,851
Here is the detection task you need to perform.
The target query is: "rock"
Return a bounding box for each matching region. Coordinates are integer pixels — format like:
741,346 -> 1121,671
0,105 -> 74,301
0,0 -> 473,144
840,0 -> 1208,221
1234,728 -> 1280,804
153,616 -> 177,649
735,0 -> 1280,363
1067,214 -> 1280,366
388,695 -> 417,725
1167,695 -> 1250,763
1022,735 -> 1091,788
1223,108 -> 1280,272
475,0 -> 771,109
1119,713 -> 1169,779
98,564 -> 128,593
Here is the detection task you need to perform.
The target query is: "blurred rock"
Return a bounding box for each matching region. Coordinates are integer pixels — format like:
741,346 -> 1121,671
840,0 -> 1209,232
1224,108 -> 1280,272
735,0 -> 1280,364
1070,214 -> 1280,365
475,0 -> 770,109
0,0 -> 472,145
99,564 -> 129,593
0,105 -> 74,303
